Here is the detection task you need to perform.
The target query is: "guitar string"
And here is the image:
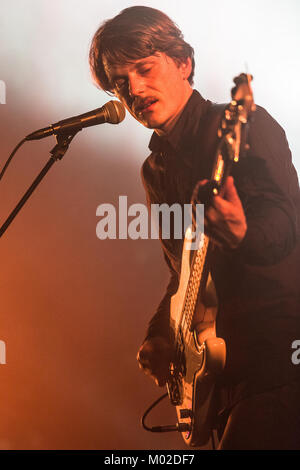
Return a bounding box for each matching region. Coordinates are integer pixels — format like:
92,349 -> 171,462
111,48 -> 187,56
175,256 -> 204,367
174,120 -> 244,363
175,128 -> 242,363
175,235 -> 210,366
177,238 -> 207,342
183,237 -> 209,341
173,108 -> 233,364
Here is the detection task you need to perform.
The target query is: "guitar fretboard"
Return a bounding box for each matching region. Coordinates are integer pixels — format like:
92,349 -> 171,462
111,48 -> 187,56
176,232 -> 210,350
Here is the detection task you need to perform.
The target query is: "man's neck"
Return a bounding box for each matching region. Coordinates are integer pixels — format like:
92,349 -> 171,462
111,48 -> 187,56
154,87 -> 193,138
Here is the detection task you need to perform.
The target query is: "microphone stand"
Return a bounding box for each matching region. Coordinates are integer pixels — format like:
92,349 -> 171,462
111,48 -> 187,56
0,131 -> 78,238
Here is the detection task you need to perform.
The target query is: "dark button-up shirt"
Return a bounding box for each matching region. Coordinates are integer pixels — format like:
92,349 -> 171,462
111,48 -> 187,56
141,90 -> 300,403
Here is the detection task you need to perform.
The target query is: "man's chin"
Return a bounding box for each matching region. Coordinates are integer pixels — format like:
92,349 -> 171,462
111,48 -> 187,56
138,115 -> 164,131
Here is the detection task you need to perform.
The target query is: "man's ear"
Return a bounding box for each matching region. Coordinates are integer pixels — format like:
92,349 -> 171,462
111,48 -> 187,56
180,57 -> 192,80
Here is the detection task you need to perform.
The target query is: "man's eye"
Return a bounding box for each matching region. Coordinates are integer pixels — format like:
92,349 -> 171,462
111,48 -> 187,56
140,68 -> 151,75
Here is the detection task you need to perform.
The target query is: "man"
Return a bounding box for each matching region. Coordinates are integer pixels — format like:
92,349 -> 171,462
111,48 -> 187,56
89,6 -> 300,449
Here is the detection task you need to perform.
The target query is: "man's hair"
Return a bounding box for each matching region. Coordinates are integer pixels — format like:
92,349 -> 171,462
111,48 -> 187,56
89,6 -> 195,92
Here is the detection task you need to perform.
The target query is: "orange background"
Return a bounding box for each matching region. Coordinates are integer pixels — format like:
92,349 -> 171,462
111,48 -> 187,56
0,0 -> 299,450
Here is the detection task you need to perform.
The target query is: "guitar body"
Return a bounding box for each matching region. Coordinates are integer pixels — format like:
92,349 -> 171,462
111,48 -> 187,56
168,228 -> 226,447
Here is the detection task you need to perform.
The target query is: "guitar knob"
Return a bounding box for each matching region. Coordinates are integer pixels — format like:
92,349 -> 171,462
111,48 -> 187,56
177,422 -> 191,432
179,408 -> 193,419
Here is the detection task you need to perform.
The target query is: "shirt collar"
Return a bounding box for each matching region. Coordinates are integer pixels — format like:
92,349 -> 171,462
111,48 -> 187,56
148,90 -> 210,154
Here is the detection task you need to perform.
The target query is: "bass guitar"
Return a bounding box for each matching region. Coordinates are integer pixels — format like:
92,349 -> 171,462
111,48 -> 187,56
166,73 -> 256,447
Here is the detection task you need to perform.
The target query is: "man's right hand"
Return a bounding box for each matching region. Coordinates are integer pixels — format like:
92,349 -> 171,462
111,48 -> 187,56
136,336 -> 173,387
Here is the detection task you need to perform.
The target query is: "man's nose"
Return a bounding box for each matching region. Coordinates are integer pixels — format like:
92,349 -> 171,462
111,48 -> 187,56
128,73 -> 145,97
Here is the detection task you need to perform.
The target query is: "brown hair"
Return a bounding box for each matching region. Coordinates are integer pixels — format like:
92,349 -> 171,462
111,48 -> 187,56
89,6 -> 195,92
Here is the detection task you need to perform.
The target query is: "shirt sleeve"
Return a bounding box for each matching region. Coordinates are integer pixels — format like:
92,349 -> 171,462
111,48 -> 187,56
143,252 -> 179,342
140,158 -> 179,342
231,105 -> 300,265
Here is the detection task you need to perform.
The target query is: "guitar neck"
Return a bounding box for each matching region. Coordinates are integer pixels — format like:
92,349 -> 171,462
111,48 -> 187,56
175,73 -> 255,347
177,233 -> 210,342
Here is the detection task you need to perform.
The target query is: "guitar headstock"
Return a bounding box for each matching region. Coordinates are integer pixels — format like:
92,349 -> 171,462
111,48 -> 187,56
230,73 -> 256,125
217,72 -> 256,164
194,72 -> 256,204
207,73 -> 256,197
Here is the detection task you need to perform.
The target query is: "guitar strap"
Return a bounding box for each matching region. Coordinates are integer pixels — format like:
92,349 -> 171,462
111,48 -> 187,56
199,102 -> 228,174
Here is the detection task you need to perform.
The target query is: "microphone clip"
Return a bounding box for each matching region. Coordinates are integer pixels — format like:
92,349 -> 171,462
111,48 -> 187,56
50,131 -> 78,162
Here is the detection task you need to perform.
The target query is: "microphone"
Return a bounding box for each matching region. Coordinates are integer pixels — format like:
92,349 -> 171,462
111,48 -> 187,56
25,100 -> 126,141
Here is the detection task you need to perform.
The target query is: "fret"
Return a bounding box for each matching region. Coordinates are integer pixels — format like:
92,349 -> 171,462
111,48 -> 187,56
175,234 -> 210,347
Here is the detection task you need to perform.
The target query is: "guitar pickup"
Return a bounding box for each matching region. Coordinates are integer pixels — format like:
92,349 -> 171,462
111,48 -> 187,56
179,408 -> 193,419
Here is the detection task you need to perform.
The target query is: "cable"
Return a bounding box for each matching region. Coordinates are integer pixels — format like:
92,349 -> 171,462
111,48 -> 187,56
141,392 -> 184,433
141,392 -> 192,434
141,392 -> 169,432
0,137 -> 27,182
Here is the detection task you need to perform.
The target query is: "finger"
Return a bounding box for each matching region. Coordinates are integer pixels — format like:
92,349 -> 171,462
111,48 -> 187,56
138,359 -> 150,371
137,348 -> 169,383
212,191 -> 243,216
222,176 -> 241,204
204,206 -> 219,224
142,366 -> 168,387
136,349 -> 151,369
195,179 -> 209,188
191,179 -> 209,204
154,377 -> 167,387
211,195 -> 231,214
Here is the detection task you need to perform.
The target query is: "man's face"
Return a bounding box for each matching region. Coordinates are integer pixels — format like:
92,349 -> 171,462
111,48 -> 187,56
104,52 -> 193,135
